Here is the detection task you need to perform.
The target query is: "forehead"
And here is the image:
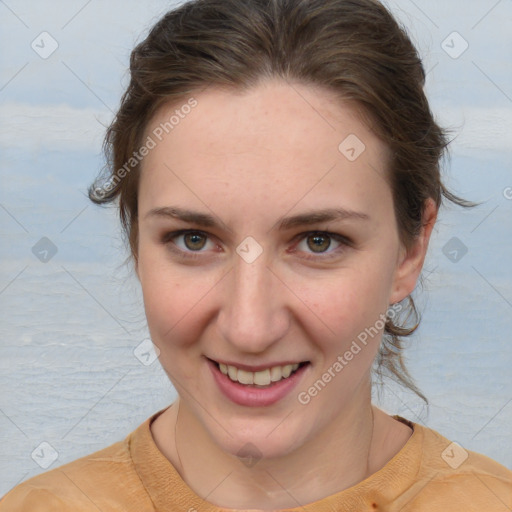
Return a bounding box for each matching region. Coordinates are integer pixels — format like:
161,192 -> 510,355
139,79 -> 392,221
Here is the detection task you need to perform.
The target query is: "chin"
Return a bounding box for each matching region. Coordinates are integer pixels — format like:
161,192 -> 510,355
207,415 -> 312,463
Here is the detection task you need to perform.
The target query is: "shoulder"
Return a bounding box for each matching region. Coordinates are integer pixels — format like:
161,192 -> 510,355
393,418 -> 512,511
0,433 -> 152,511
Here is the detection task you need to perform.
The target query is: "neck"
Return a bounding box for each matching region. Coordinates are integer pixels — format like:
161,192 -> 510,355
172,385 -> 378,509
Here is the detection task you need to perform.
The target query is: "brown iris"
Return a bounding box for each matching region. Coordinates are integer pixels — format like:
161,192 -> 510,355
184,232 -> 207,251
306,233 -> 331,253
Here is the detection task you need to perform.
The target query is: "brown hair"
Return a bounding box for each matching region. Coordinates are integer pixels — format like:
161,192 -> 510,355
89,0 -> 476,403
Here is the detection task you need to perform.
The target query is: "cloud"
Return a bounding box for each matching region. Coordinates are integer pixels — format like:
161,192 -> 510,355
0,102 -> 113,152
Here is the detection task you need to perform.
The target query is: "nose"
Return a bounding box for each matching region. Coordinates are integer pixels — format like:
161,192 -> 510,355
216,251 -> 290,355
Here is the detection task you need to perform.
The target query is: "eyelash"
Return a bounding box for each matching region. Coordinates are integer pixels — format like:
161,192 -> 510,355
161,229 -> 352,261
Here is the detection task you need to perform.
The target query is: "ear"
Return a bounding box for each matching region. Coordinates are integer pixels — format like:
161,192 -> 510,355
389,198 -> 437,304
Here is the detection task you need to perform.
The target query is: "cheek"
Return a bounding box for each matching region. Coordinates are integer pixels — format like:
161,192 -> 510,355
295,270 -> 392,407
138,250 -> 218,354
297,265 -> 392,345
142,277 -> 194,340
140,272 -> 210,386
138,245 -> 177,329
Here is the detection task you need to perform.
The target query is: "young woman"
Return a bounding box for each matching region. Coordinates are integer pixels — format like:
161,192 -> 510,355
2,0 -> 511,510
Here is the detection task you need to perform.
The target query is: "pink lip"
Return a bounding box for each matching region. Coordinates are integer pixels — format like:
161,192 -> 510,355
207,358 -> 310,407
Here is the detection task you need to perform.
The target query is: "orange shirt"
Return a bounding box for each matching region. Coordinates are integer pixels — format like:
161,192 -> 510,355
1,406 -> 511,511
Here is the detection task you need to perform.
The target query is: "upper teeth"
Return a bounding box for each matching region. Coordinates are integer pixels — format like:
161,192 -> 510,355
219,362 -> 301,386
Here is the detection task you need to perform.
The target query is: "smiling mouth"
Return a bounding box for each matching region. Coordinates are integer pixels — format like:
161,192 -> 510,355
209,359 -> 310,388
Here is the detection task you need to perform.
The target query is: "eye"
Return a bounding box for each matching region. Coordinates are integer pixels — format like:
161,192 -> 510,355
293,231 -> 350,260
162,229 -> 351,261
162,230 -> 217,259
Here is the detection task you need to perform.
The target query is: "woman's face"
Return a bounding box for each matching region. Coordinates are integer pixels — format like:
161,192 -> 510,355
136,79 -> 428,458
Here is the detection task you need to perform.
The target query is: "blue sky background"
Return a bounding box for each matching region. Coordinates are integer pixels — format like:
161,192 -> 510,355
1,0 -> 511,496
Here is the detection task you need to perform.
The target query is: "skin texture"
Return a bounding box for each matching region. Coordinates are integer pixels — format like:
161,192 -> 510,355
135,79 -> 437,509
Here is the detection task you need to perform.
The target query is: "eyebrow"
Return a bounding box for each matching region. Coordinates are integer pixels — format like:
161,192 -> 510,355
144,206 -> 370,231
